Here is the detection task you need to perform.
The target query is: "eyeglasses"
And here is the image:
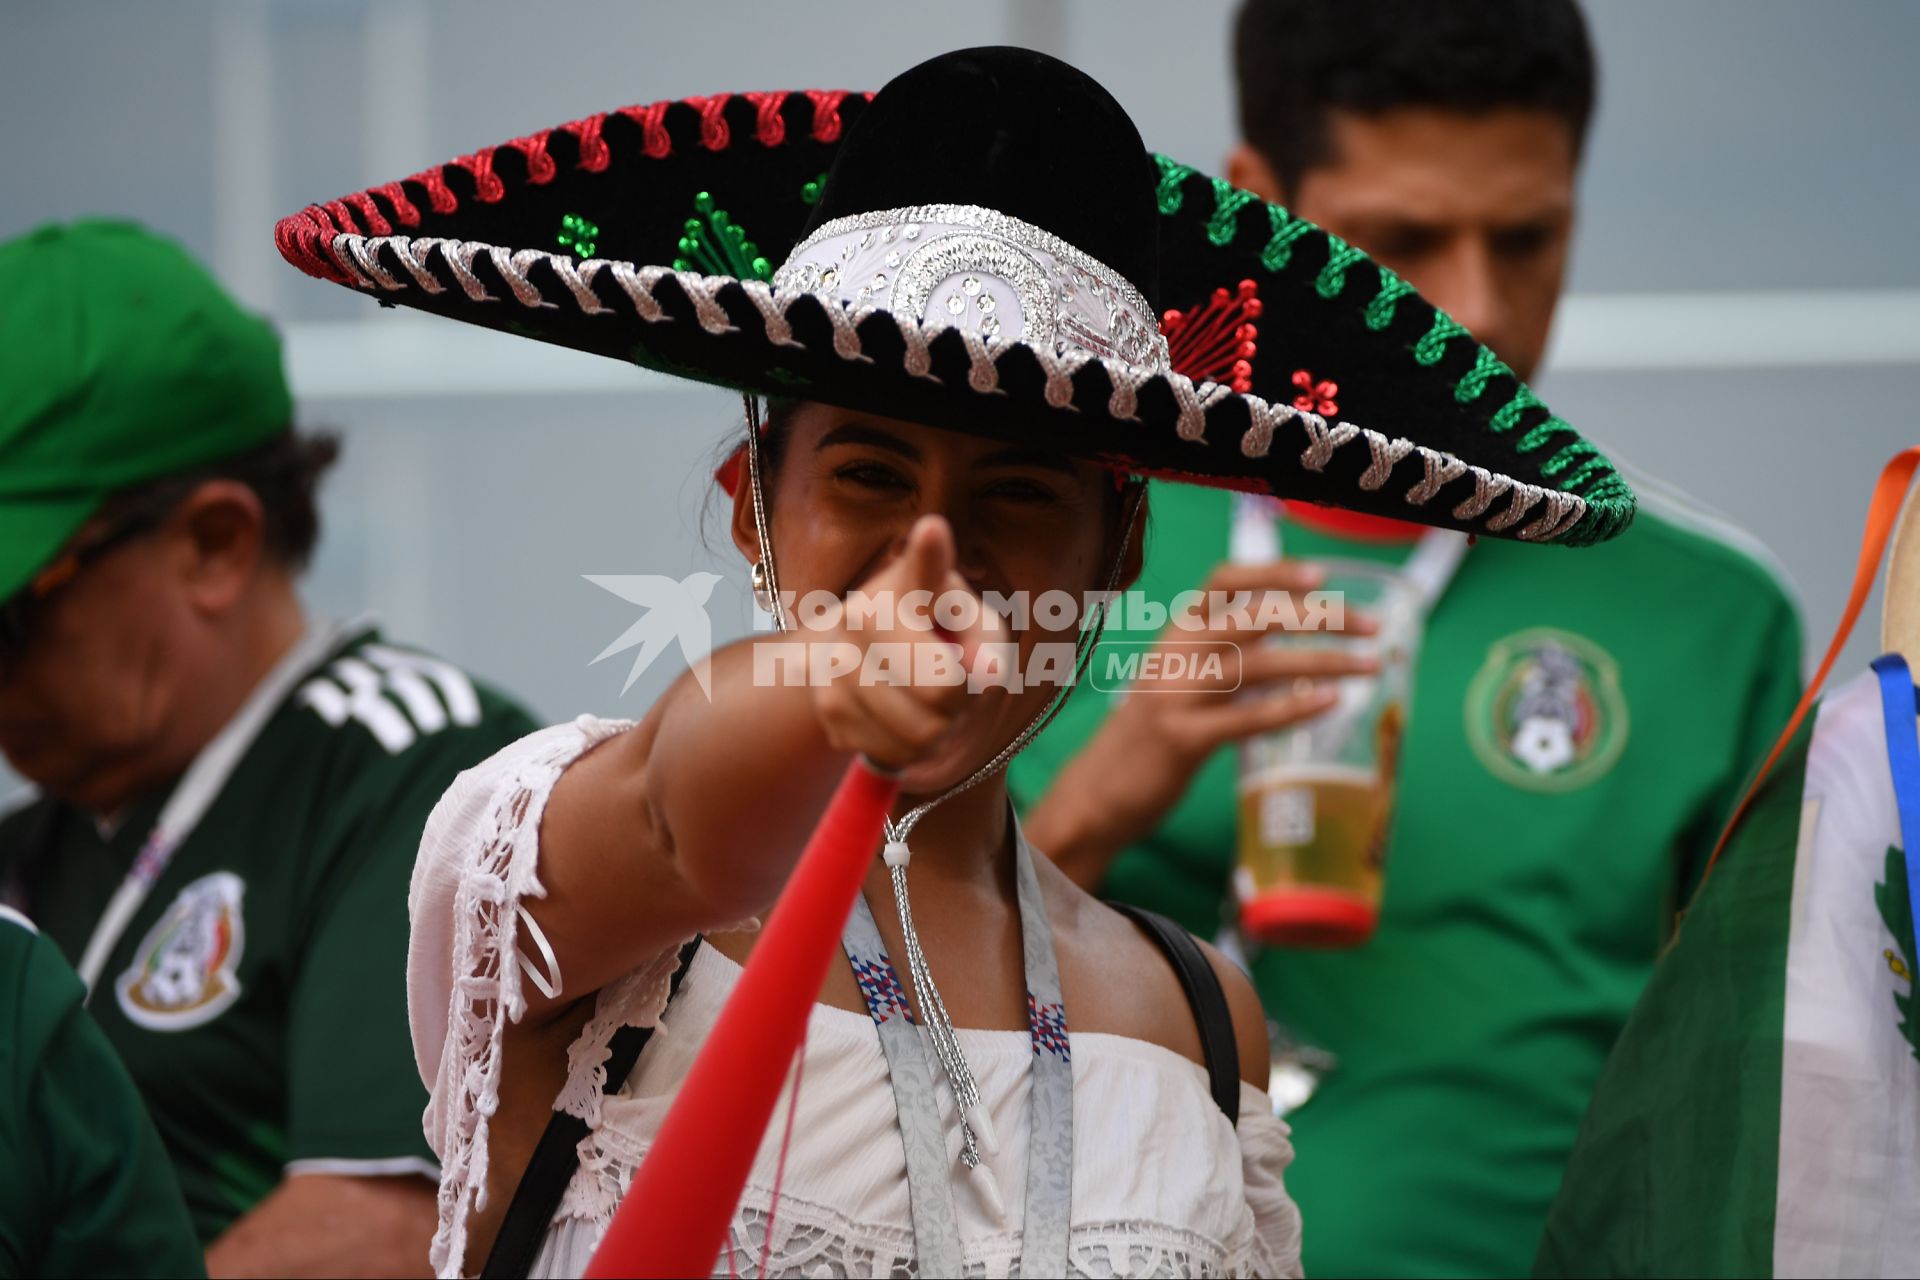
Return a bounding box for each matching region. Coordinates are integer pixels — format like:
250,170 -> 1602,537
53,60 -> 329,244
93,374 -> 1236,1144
0,508 -> 163,674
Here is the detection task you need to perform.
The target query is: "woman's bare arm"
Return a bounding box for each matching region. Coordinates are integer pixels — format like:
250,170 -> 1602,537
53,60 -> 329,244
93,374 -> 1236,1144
521,643 -> 856,1016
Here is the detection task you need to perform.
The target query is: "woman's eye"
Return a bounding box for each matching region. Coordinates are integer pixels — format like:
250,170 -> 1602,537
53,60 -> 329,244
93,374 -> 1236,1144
987,478 -> 1056,503
837,462 -> 909,490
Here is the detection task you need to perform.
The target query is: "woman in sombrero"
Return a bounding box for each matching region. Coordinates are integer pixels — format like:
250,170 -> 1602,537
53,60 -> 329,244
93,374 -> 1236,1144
280,46 -> 1630,1280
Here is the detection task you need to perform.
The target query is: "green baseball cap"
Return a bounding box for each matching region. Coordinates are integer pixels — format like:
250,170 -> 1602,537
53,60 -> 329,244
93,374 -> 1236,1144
0,219 -> 293,600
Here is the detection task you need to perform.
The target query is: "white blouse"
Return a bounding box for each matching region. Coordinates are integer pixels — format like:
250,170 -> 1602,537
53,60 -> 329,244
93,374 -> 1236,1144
409,716 -> 1305,1278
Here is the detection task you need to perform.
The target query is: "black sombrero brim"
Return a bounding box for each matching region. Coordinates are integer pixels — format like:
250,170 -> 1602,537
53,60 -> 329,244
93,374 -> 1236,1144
274,89 -> 1632,546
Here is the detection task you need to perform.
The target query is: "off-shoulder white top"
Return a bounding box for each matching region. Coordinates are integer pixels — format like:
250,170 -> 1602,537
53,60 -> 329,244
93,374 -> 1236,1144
408,716 -> 1305,1278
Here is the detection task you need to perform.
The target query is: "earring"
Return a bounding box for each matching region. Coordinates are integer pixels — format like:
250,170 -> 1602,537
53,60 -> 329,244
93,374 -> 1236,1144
750,560 -> 774,613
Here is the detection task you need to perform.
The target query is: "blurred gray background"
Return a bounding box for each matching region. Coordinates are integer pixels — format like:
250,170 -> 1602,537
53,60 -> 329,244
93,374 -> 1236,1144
3,0 -> 1916,769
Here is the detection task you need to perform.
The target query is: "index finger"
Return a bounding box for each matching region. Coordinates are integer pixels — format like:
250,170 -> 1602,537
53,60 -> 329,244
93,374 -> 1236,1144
899,514 -> 958,598
1203,561 -> 1329,594
930,568 -> 1005,671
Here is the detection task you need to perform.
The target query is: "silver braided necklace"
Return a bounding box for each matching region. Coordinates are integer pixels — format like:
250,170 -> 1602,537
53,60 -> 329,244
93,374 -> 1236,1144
743,394 -> 1143,1208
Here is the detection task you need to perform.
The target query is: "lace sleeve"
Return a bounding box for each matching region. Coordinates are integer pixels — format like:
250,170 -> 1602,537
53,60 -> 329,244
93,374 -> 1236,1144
406,713 -> 635,1278
1236,1083 -> 1305,1278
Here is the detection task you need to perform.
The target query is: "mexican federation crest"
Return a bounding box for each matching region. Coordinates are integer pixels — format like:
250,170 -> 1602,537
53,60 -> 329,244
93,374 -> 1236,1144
115,871 -> 246,1031
1465,628 -> 1629,792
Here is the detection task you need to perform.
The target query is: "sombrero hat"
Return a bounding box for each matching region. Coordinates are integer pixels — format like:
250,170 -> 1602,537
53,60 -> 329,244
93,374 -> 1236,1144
275,46 -> 1632,545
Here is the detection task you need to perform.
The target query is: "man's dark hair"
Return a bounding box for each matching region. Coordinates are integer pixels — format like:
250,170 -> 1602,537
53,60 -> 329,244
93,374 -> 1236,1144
100,428 -> 342,573
1234,0 -> 1597,196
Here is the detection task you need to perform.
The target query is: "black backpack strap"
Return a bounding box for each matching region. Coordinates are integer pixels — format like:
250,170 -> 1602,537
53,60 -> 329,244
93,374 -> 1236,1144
1106,902 -> 1242,1127
480,936 -> 702,1279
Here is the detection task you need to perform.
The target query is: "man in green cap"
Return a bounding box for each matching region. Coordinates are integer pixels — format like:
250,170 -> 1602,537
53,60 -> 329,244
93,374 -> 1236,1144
0,219 -> 538,1275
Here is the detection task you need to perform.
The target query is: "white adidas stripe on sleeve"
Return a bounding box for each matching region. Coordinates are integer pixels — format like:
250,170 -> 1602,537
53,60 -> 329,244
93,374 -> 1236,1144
297,647 -> 486,754
362,644 -> 482,727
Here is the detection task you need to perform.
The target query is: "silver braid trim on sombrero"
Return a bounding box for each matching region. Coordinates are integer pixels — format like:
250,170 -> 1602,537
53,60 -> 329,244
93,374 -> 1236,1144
330,230 -> 1591,544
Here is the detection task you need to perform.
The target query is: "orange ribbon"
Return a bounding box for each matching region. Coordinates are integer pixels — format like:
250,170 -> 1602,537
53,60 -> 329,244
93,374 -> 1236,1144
1702,446 -> 1920,883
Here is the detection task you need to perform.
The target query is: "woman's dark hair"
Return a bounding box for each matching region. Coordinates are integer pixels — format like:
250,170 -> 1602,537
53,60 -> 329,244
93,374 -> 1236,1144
1234,0 -> 1597,196
751,398 -> 801,494
97,427 -> 342,572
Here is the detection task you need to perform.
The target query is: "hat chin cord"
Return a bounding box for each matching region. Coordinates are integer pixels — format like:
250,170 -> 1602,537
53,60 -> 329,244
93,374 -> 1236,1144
740,392 -> 1142,1213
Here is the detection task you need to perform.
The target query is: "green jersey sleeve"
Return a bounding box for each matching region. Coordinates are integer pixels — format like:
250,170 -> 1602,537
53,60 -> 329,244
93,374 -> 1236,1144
1676,574 -> 1805,901
285,696 -> 536,1173
0,908 -> 204,1278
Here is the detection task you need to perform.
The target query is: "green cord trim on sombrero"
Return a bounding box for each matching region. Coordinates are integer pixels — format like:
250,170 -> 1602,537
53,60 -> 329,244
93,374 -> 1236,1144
1539,440 -> 1598,478
1312,234 -> 1369,301
1154,154 -> 1197,215
1205,179 -> 1260,248
1559,458 -> 1620,494
1260,206 -> 1314,272
1150,153 -> 1634,546
1518,418 -> 1574,454
1455,347 -> 1514,404
1492,384 -> 1547,431
1365,266 -> 1418,332
1413,312 -> 1473,366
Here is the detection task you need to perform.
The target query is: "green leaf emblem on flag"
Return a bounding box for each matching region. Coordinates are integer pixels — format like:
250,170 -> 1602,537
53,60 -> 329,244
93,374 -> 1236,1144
1875,844 -> 1920,1060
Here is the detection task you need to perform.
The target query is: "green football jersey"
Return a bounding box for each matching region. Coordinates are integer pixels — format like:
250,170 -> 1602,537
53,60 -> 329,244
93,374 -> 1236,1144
0,628 -> 537,1245
1008,479 -> 1804,1279
0,905 -> 202,1278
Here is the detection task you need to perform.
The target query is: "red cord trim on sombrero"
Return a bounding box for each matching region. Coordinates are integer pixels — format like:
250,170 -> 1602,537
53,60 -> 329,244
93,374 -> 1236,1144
747,91 -> 787,147
272,205 -> 351,285
618,100 -> 675,159
408,165 -> 458,215
1161,279 -> 1261,393
344,191 -> 393,237
806,89 -> 852,142
372,181 -> 420,227
565,113 -> 611,171
323,199 -> 363,235
684,94 -> 732,151
285,90 -> 858,249
502,131 -> 558,184
450,148 -> 506,203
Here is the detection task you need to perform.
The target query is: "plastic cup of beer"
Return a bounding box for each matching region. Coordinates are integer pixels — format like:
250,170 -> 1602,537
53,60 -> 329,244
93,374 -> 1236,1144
1235,561 -> 1421,948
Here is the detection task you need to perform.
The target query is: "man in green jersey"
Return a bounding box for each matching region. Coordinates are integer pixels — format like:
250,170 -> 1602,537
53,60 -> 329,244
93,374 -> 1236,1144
1011,3 -> 1805,1275
0,221 -> 538,1275
0,904 -> 202,1278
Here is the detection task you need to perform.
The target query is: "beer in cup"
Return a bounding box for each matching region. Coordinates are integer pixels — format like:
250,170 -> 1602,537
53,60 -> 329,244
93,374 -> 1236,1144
1236,560 -> 1422,947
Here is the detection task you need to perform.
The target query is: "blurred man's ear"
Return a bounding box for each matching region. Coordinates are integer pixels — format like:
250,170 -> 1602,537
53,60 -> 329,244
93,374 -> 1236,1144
172,479 -> 266,614
1226,142 -> 1285,203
